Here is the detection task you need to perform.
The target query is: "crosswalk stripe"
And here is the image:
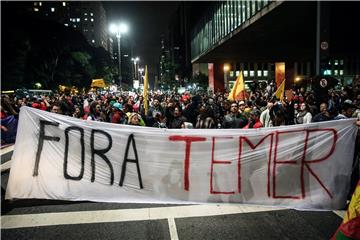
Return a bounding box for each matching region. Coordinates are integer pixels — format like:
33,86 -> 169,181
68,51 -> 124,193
0,145 -> 14,155
332,210 -> 345,219
167,218 -> 179,240
1,160 -> 12,172
2,204 -> 286,229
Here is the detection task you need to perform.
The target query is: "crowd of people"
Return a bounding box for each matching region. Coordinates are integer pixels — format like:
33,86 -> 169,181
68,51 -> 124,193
1,80 -> 360,136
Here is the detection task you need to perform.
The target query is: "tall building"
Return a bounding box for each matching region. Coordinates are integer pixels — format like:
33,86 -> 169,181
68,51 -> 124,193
189,1 -> 360,92
158,2 -> 192,90
29,1 -> 109,51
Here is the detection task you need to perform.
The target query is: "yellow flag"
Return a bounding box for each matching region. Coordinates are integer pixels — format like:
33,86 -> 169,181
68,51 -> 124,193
143,65 -> 149,114
228,71 -> 246,101
274,79 -> 285,101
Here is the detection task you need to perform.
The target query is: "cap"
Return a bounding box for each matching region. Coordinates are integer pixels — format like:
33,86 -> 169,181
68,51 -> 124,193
113,102 -> 123,111
239,101 -> 245,106
344,99 -> 353,104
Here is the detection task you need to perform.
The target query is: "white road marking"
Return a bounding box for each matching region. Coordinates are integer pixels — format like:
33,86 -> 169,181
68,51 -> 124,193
167,218 -> 179,240
2,204 -> 285,229
1,160 -> 12,172
332,210 -> 345,219
0,145 -> 14,155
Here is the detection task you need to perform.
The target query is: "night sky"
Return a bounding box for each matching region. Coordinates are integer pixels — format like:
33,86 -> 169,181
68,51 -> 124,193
103,1 -> 180,84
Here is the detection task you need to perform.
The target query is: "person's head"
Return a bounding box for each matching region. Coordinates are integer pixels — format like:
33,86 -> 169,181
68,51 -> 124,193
300,102 -> 307,112
153,99 -> 160,107
74,106 -> 80,114
173,106 -> 182,117
238,101 -> 246,112
250,109 -> 261,121
129,113 -> 141,125
267,102 -> 273,110
230,102 -> 239,114
342,103 -> 355,118
113,102 -> 123,112
319,103 -> 328,113
51,103 -> 61,114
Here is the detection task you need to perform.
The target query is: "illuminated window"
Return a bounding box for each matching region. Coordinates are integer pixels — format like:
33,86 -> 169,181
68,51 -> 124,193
230,71 -> 234,77
324,69 -> 331,75
249,70 -> 254,77
76,18 -> 80,22
73,25 -> 77,28
64,23 -> 68,26
90,13 -> 93,16
340,59 -> 344,65
263,70 -> 268,77
91,18 -> 94,22
84,13 -> 88,15
257,70 -> 262,76
84,18 -> 88,21
39,2 -> 42,6
334,70 -> 338,75
92,40 -> 95,43
236,71 -> 240,76
34,7 -> 39,12
334,60 -> 339,65
340,70 -> 344,75
244,71 -> 248,77
51,8 -> 55,12
34,2 -> 38,6
62,2 -> 66,6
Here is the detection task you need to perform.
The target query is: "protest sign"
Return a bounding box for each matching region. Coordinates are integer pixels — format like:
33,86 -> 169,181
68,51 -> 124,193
6,107 -> 358,209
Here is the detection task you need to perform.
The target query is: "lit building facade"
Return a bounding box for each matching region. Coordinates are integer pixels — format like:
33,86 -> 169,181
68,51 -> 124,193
190,1 -> 360,91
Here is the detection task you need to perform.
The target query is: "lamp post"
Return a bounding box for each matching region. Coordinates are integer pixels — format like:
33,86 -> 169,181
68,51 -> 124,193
138,67 -> 144,84
110,23 -> 128,88
131,57 -> 140,80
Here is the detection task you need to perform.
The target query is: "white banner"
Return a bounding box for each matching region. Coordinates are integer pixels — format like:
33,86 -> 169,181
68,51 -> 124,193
6,107 -> 358,209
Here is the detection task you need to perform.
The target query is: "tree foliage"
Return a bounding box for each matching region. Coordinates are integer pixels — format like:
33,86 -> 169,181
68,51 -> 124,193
2,6 -> 116,90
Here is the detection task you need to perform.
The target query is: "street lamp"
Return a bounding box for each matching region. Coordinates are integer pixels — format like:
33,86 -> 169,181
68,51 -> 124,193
138,67 -> 144,84
131,57 -> 140,80
223,64 -> 230,91
109,23 -> 128,88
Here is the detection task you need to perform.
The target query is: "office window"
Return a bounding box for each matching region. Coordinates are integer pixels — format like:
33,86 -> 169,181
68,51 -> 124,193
236,70 -> 240,76
39,2 -> 42,6
90,13 -> 94,16
244,71 -> 248,77
51,8 -> 55,12
91,18 -> 94,22
64,23 -> 68,26
62,2 -> 66,6
263,70 -> 268,77
340,70 -> 344,75
230,71 -> 234,77
34,2 -> 38,6
334,60 -> 339,65
34,8 -> 39,12
92,40 -> 95,43
77,18 -> 80,22
257,70 -> 262,77
334,70 -> 338,75
250,70 -> 254,77
340,59 -> 344,65
84,18 -> 88,21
